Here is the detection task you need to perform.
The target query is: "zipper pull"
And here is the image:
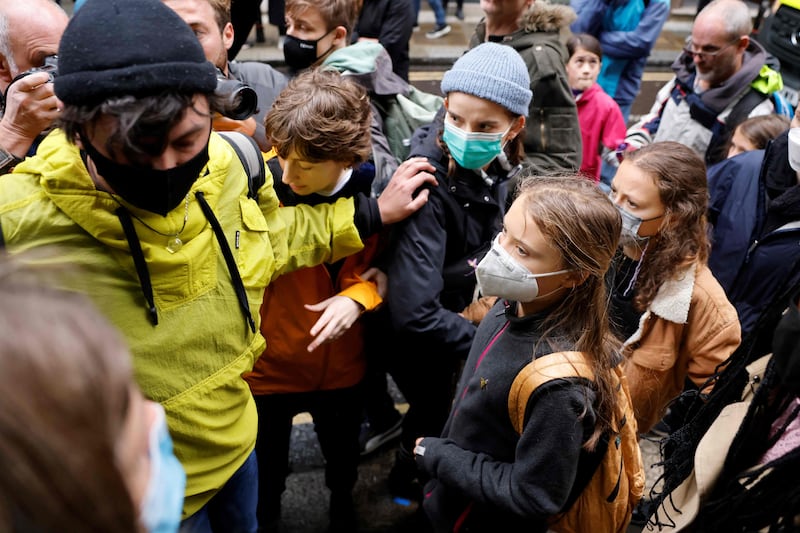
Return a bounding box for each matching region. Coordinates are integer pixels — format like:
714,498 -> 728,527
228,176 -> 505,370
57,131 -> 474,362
745,239 -> 758,263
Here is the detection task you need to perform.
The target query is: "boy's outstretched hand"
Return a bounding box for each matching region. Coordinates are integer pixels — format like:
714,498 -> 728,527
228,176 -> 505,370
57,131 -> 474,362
377,157 -> 437,224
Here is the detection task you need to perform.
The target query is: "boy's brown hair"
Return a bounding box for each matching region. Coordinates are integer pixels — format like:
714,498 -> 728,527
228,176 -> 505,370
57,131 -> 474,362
265,68 -> 372,166
285,0 -> 363,39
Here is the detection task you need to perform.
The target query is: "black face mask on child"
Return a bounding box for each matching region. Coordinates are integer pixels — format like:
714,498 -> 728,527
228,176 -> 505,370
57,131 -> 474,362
282,29 -> 336,72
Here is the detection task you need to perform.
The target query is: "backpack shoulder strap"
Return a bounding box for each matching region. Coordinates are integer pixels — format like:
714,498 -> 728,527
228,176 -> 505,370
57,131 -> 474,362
705,88 -> 769,164
726,88 -> 768,131
218,131 -> 265,201
508,351 -> 595,434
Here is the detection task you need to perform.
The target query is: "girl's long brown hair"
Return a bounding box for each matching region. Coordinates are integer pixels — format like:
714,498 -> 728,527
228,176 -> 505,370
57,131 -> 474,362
516,175 -> 622,449
623,142 -> 710,311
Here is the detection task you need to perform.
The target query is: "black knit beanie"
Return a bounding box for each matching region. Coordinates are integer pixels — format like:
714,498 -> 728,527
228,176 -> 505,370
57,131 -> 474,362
55,0 -> 217,106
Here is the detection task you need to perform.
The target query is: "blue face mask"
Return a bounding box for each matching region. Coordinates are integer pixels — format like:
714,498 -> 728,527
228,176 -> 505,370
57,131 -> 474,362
443,121 -> 509,170
140,404 -> 186,533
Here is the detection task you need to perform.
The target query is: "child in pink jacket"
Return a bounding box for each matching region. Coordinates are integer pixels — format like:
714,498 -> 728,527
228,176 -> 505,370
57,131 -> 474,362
567,33 -> 627,182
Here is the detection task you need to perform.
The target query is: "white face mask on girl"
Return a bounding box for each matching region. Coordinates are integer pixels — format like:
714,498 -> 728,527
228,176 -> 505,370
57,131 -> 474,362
475,234 -> 572,302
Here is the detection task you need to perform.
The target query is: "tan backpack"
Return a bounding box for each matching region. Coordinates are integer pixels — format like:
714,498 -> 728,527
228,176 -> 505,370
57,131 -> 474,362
508,351 -> 645,533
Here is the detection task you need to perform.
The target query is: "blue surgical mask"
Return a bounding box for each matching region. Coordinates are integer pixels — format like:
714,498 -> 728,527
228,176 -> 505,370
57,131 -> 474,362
443,121 -> 508,170
140,404 -> 185,533
476,234 -> 572,302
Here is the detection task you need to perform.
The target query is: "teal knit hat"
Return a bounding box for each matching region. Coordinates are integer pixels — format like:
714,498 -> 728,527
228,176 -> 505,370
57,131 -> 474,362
441,42 -> 532,117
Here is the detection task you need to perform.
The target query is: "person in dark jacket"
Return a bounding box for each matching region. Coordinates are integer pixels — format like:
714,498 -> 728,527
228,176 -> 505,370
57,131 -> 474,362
376,42 -> 531,500
353,0 -> 415,81
470,0 -> 582,175
414,175 -> 625,532
707,118 -> 800,350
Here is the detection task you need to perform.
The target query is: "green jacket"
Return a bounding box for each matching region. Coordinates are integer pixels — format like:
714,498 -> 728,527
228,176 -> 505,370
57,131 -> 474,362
0,131 -> 364,517
471,1 -> 582,174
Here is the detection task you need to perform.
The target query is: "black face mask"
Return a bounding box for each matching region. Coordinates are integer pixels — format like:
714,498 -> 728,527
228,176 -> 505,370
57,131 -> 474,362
82,137 -> 210,216
772,297 -> 800,395
283,29 -> 335,72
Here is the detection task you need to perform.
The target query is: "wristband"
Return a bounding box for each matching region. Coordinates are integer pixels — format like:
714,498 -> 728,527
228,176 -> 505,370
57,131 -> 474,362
0,146 -> 23,174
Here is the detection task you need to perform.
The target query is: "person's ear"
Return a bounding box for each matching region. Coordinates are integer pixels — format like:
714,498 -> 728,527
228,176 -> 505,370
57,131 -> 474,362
509,115 -> 526,139
222,21 -> 235,51
564,269 -> 590,289
0,54 -> 14,86
332,26 -> 348,47
736,34 -> 749,54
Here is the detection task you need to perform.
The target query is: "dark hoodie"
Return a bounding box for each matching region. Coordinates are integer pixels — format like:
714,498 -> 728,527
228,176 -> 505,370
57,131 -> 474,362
470,1 -> 582,175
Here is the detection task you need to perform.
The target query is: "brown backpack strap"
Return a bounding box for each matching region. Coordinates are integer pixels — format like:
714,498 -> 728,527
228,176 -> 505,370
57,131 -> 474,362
508,351 -> 595,434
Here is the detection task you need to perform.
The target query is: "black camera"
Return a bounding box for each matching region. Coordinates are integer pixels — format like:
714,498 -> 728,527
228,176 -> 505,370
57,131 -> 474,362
18,55 -> 59,83
215,69 -> 258,121
2,55 -> 58,107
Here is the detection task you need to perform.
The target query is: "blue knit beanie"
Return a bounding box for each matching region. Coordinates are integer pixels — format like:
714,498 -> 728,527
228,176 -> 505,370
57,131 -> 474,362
441,42 -> 532,117
55,0 -> 217,105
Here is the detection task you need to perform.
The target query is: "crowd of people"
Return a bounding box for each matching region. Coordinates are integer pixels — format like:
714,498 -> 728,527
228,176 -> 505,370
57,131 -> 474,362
0,0 -> 799,532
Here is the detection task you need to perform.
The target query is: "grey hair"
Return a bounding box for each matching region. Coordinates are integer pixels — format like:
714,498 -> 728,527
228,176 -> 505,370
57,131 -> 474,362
0,10 -> 17,75
699,0 -> 753,39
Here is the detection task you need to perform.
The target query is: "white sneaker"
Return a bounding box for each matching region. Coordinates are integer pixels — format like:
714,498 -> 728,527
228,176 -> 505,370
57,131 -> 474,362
425,24 -> 451,39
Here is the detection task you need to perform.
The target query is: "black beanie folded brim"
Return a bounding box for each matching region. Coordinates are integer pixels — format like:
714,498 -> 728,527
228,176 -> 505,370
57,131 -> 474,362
56,62 -> 217,106
55,0 -> 218,105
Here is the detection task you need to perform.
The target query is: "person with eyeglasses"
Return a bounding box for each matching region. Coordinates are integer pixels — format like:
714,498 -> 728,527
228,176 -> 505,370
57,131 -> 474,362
623,0 -> 793,166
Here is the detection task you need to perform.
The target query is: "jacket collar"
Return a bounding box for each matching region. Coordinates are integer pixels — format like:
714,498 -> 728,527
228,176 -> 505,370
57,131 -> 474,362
624,262 -> 697,347
649,261 -> 697,324
474,0 -> 576,41
322,41 -> 408,97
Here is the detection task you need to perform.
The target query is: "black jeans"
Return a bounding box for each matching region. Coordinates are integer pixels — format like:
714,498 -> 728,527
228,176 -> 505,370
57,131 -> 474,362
253,386 -> 362,525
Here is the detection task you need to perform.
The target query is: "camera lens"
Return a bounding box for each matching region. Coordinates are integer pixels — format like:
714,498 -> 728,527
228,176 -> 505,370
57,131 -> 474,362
215,72 -> 258,121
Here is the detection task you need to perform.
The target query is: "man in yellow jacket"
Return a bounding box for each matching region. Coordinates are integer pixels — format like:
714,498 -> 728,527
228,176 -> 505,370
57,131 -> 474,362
0,0 -> 434,529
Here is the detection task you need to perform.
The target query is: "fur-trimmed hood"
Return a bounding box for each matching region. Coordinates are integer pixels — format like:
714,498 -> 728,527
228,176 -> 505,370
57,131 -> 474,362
518,0 -> 576,33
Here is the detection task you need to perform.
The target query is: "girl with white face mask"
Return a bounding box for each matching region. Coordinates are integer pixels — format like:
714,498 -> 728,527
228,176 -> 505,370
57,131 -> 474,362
413,175 -> 629,531
606,141 -> 741,435
0,257 -> 185,533
369,42 -> 532,500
